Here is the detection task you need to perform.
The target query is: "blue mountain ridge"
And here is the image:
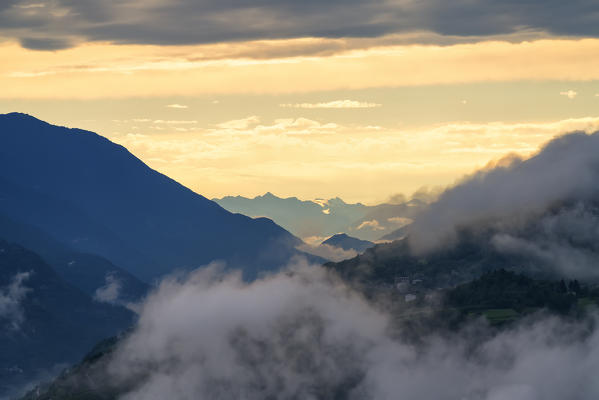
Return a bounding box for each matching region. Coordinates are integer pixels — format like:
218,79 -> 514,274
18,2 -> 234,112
0,113 -> 310,282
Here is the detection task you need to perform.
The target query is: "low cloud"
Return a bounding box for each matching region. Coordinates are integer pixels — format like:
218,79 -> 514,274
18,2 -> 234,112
409,131 -> 599,253
491,202 -> 599,281
0,271 -> 31,331
407,130 -> 599,280
301,236 -> 328,246
387,187 -> 441,206
99,261 -> 599,400
386,193 -> 407,204
296,243 -> 357,262
280,100 -> 382,109
410,186 -> 443,204
166,104 -> 188,109
94,273 -> 123,304
387,217 -> 413,227
356,219 -> 385,231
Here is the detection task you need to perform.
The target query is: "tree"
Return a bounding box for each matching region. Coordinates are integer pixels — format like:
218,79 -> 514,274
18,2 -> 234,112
559,280 -> 568,293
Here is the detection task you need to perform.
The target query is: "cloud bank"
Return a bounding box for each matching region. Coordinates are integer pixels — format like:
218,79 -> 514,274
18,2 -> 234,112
406,131 -> 599,280
296,243 -> 358,262
409,131 -> 599,252
98,260 -> 599,400
3,0 -> 599,50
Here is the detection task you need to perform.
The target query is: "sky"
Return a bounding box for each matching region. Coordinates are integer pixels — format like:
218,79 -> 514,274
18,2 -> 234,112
2,1 -> 599,203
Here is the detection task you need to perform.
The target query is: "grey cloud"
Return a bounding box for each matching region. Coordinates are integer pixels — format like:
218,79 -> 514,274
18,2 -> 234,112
296,242 -> 358,262
100,261 -> 599,399
0,1 -> 20,12
408,132 -> 599,256
19,37 -> 74,50
93,273 -> 123,304
2,0 -> 599,50
491,203 -> 599,281
0,271 -> 31,331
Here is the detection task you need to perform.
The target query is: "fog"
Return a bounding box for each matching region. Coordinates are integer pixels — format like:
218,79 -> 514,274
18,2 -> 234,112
491,202 -> 599,281
93,273 -> 123,304
409,132 -> 599,254
102,260 -> 599,400
0,271 -> 30,331
404,131 -> 599,281
21,130 -> 599,399
296,243 -> 358,262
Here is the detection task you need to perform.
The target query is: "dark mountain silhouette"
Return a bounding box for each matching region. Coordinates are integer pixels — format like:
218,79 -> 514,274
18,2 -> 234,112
0,113 -> 304,281
327,234 -> 518,291
321,233 -> 374,253
0,240 -> 134,398
0,213 -> 148,302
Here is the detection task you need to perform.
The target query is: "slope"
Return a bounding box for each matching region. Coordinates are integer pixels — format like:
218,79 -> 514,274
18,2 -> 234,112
0,240 -> 134,398
0,113 -> 302,281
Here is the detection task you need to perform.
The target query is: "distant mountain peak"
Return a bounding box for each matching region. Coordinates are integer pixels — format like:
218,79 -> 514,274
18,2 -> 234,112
4,112 -> 36,119
322,233 -> 374,253
214,192 -> 427,241
329,233 -> 349,239
2,112 -> 48,126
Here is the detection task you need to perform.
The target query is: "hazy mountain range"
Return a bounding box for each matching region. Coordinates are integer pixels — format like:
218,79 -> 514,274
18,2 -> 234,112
214,192 -> 426,242
4,113 -> 599,399
0,113 -> 310,283
0,113 -> 320,397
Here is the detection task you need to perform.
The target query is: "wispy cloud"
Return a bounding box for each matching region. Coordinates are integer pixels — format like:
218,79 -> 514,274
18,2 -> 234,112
0,272 -> 31,331
153,120 -> 198,124
94,273 -> 122,304
296,243 -> 357,262
113,116 -> 599,204
16,3 -> 46,9
387,216 -> 413,227
560,90 -> 577,99
166,104 -> 189,109
216,116 -> 260,130
356,219 -> 385,231
280,100 -> 381,109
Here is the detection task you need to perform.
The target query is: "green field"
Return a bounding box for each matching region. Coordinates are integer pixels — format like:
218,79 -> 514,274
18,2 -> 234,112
482,309 -> 520,325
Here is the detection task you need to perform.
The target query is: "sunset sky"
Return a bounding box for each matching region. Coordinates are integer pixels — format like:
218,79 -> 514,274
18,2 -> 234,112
2,1 -> 599,203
